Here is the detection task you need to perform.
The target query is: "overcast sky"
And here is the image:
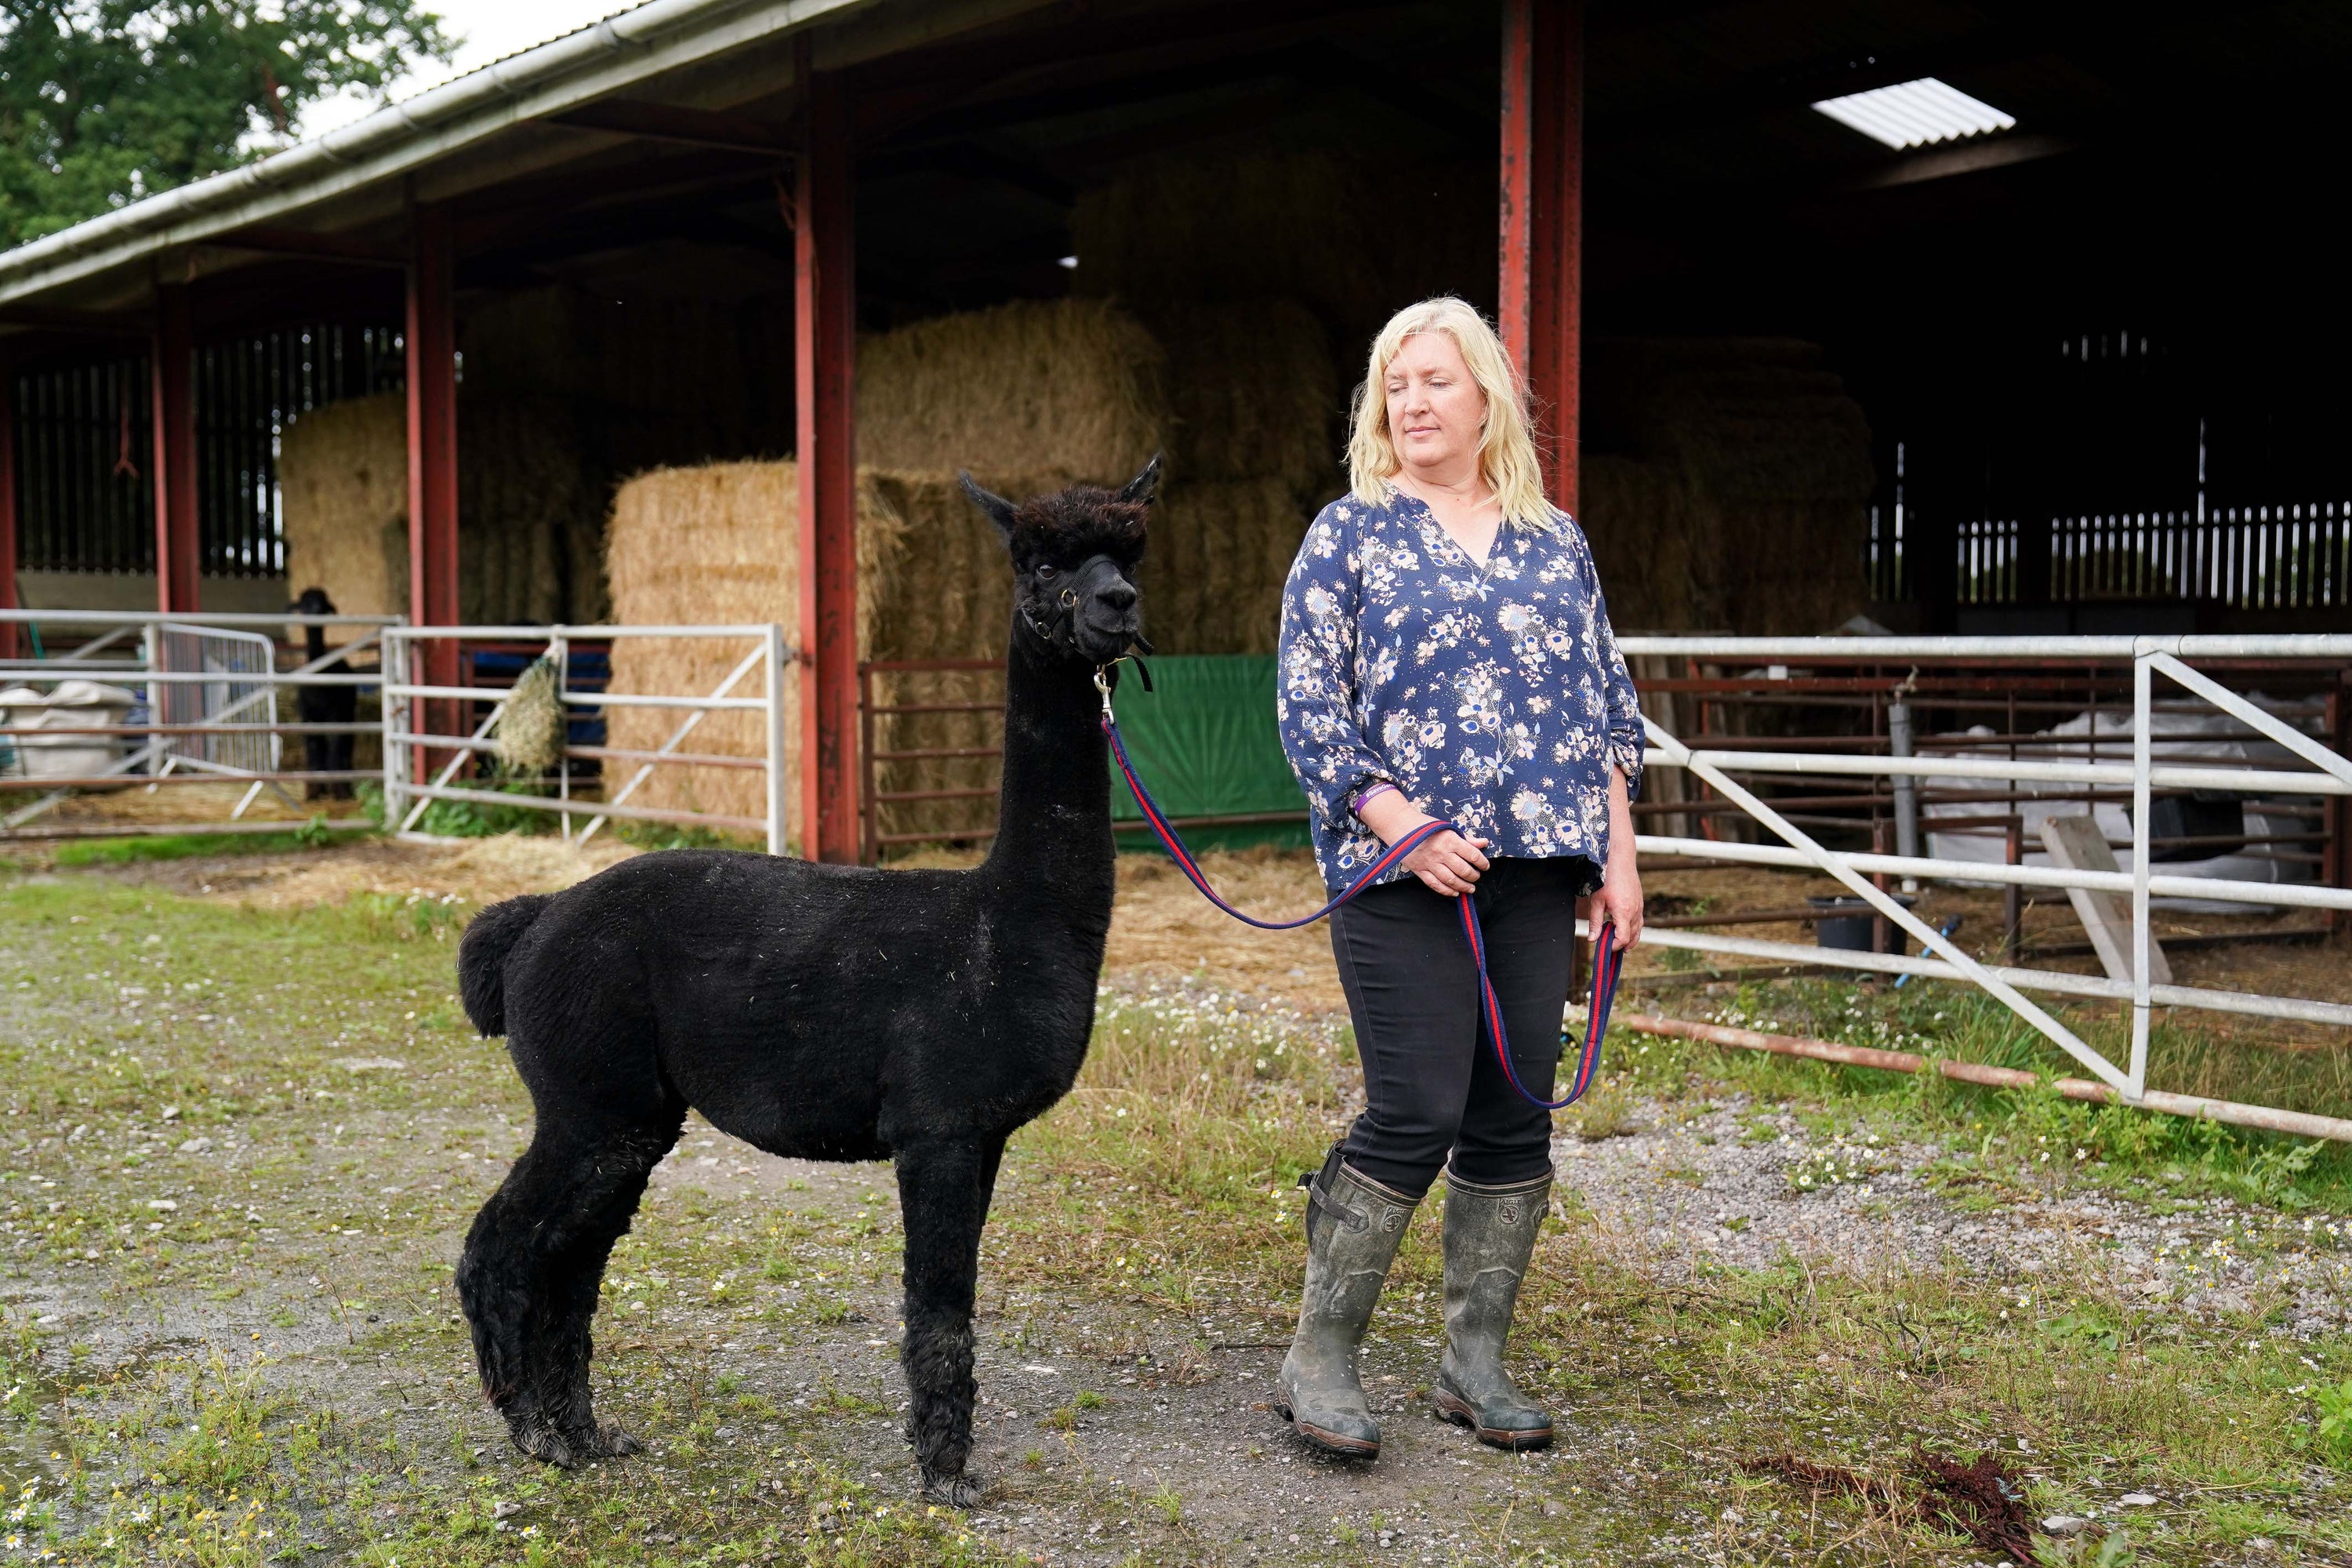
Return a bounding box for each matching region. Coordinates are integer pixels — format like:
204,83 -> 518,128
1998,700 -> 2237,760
296,0 -> 646,141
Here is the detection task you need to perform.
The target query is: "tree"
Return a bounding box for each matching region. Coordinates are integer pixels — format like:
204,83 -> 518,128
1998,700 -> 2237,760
1,1 -> 456,249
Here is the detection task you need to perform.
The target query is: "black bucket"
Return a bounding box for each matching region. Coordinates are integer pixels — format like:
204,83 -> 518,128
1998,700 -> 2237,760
1809,894 -> 1918,953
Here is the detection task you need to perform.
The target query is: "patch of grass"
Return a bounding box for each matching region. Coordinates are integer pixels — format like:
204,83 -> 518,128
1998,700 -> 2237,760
3,867 -> 2347,1565
1668,978 -> 2352,1210
51,822 -> 349,866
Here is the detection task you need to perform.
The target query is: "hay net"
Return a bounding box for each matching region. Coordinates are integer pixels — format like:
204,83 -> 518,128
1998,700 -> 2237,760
494,657 -> 568,777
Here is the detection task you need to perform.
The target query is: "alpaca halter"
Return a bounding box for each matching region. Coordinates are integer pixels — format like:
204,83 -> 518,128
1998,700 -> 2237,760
1094,659 -> 1616,1111
1021,553 -> 1148,655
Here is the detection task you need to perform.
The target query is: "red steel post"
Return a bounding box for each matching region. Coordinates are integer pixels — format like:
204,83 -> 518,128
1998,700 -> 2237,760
795,50 -> 860,862
1498,0 -> 1584,516
406,203 -> 463,774
151,282 -> 201,613
0,347 -> 18,660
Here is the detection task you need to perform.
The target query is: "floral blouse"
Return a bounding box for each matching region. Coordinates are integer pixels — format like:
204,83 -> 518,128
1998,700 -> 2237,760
1276,487 -> 1644,894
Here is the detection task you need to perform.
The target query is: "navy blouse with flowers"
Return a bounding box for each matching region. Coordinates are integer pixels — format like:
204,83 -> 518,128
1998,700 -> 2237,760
1276,488 -> 1644,895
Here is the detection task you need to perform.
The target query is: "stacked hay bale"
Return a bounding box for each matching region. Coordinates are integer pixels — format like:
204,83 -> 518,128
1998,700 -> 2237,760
278,391 -> 611,627
1140,299 -> 1340,655
602,462 -> 904,847
600,295 -> 1341,849
1068,150 -> 1495,373
1577,339 -> 1876,634
279,395 -> 408,633
854,299 -> 1167,844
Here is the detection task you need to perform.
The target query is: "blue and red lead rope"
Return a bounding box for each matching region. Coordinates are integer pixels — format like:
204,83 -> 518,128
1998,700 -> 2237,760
1101,699 -> 1620,1111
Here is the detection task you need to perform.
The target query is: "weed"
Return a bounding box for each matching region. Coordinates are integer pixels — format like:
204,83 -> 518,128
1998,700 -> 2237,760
2316,1379 -> 2352,1468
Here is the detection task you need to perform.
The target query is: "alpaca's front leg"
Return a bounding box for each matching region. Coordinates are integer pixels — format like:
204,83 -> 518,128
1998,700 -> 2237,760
894,1135 -> 1004,1508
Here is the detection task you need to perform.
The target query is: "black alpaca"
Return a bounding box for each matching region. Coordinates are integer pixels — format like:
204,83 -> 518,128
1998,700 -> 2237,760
288,586 -> 356,800
453,459 -> 1157,1505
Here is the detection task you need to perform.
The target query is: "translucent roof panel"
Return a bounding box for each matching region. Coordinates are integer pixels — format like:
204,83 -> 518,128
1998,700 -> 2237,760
1811,77 -> 2017,151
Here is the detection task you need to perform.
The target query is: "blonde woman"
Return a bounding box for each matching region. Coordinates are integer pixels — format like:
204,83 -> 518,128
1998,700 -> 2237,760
1274,296 -> 1644,1461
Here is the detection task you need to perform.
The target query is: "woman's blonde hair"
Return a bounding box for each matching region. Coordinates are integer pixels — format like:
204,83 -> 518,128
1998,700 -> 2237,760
1345,296 -> 1553,529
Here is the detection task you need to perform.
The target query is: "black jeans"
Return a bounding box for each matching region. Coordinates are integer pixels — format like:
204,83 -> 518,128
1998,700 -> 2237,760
1330,856 -> 1591,1199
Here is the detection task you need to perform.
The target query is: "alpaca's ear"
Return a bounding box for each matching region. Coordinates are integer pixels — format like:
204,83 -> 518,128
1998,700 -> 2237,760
958,472 -> 1020,537
1116,454 -> 1163,506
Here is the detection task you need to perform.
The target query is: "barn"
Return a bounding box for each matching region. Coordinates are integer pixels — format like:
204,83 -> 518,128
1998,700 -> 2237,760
3,0 -> 2348,858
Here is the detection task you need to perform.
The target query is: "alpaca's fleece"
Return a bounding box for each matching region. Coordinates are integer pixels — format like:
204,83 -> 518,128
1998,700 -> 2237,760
455,464 -> 1154,1508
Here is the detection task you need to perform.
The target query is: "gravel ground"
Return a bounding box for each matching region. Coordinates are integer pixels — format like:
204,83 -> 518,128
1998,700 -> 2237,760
1561,1093 -> 2352,1339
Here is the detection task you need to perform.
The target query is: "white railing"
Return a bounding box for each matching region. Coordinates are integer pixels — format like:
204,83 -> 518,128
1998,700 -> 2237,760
379,623 -> 790,855
1610,634 -> 2352,1135
2,607 -> 394,835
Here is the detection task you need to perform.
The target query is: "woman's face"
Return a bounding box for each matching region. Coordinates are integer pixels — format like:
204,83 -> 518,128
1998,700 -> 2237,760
1383,331 -> 1486,481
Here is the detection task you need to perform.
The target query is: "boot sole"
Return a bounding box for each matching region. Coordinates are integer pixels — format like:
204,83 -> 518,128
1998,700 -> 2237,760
1432,1388 -> 1553,1452
1272,1398 -> 1380,1459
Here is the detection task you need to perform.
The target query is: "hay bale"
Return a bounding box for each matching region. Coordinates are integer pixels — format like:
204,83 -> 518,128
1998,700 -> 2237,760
856,299 -> 1167,484
279,390 -> 611,632
1582,339 -> 1876,634
862,470 -> 1073,844
280,394 -> 409,635
1069,151 -> 1495,364
1149,477 -> 1308,656
1141,299 -> 1338,497
602,462 -> 906,845
461,394 -> 600,626
1577,455 -> 1702,631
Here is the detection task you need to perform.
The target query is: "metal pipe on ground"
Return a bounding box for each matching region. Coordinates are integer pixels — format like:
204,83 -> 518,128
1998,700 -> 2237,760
0,818 -> 373,840
1613,1011 -> 2352,1144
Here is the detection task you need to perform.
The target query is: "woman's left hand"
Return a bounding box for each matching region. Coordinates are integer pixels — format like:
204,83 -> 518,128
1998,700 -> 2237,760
1592,765 -> 1642,951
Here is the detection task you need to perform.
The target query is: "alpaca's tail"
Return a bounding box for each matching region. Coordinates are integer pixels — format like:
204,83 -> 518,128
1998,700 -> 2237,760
458,894 -> 554,1037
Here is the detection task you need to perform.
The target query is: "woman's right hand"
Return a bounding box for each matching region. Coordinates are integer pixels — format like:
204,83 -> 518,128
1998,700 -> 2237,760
1359,792 -> 1490,895
1401,825 -> 1490,895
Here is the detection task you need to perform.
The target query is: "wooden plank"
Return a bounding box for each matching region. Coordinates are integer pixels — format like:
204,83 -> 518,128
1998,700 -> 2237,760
2040,812 -> 2171,985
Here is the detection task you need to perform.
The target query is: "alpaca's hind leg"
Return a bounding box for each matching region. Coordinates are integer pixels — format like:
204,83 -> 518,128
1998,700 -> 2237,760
895,1135 -> 1004,1508
458,1114 -> 677,1468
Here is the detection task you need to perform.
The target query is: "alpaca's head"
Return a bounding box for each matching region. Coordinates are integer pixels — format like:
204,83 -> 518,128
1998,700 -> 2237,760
960,456 -> 1158,665
289,586 -> 338,617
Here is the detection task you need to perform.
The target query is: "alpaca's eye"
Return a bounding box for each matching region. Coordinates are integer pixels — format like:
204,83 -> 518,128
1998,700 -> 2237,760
1036,564 -> 1057,580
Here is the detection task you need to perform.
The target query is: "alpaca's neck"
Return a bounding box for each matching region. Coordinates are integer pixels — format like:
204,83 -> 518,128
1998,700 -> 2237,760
303,625 -> 328,665
980,627 -> 1115,913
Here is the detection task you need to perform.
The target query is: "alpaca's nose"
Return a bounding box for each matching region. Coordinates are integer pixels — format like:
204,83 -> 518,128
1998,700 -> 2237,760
1096,579 -> 1137,615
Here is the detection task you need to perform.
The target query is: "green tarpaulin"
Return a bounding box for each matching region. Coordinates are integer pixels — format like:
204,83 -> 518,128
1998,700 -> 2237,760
1104,655 -> 1311,851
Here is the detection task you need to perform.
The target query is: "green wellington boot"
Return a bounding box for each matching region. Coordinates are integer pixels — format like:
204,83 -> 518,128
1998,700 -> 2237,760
1432,1167 -> 1555,1451
1276,1151 -> 1419,1458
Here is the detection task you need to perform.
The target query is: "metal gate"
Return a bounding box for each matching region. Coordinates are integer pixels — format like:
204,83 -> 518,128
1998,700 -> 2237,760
1617,633 -> 2352,1142
151,622 -> 280,775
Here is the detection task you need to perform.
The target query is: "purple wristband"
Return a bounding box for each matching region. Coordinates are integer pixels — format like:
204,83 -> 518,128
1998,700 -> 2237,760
1354,782 -> 1402,816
